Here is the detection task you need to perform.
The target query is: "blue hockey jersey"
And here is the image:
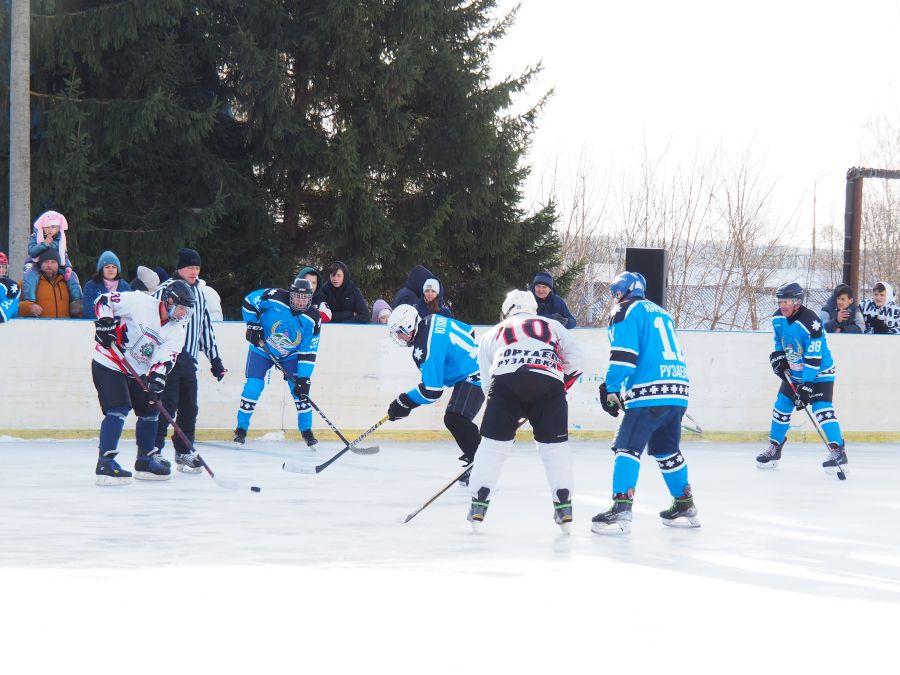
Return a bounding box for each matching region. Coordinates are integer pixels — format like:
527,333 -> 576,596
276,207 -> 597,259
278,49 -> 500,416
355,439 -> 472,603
606,298 -> 689,409
0,277 -> 21,323
405,314 -> 479,406
772,305 -> 835,383
242,288 -> 319,379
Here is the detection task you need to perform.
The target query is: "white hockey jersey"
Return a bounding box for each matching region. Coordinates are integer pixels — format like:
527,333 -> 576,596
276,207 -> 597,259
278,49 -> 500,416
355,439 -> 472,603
92,291 -> 187,377
478,313 -> 585,393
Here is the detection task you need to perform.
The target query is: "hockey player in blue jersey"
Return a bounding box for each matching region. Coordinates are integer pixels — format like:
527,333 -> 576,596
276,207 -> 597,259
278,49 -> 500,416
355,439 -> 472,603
757,282 -> 847,471
0,252 -> 21,323
592,271 -> 700,534
386,304 -> 485,481
234,277 -> 322,446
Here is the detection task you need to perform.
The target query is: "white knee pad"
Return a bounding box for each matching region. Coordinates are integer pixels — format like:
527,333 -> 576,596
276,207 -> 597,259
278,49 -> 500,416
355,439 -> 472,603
469,436 -> 513,499
537,441 -> 574,498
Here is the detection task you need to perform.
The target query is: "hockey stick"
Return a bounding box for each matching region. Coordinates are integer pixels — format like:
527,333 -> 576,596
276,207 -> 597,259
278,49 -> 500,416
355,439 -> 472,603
283,415 -> 390,475
783,376 -> 847,481
257,340 -> 378,455
111,345 -> 240,490
682,412 -> 703,435
401,464 -> 472,524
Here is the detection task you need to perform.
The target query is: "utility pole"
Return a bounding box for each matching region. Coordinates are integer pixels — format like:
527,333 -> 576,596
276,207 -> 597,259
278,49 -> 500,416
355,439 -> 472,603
8,0 -> 31,267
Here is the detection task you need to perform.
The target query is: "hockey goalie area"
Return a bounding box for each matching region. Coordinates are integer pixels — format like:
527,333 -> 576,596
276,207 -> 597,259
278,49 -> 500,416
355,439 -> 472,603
0,322 -> 898,673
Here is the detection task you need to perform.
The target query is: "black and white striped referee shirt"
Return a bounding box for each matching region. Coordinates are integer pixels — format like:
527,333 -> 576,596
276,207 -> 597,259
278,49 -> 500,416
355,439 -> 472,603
154,276 -> 221,363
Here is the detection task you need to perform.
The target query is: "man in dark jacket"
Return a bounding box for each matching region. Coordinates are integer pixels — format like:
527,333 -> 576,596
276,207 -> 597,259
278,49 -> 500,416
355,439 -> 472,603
392,264 -> 433,308
530,271 -> 577,329
321,261 -> 369,324
819,283 -> 864,334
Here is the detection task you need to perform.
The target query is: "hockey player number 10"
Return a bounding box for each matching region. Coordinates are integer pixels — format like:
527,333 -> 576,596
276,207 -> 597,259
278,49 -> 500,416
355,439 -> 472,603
654,316 -> 685,361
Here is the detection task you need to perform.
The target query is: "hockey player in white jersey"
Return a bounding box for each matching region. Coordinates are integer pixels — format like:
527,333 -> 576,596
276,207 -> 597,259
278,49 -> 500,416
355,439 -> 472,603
91,282 -> 192,485
468,289 -> 584,533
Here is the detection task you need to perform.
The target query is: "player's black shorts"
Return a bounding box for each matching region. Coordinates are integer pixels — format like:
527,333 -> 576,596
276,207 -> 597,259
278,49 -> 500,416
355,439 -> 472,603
92,360 -> 157,417
778,378 -> 834,404
480,370 -> 567,444
445,378 -> 485,421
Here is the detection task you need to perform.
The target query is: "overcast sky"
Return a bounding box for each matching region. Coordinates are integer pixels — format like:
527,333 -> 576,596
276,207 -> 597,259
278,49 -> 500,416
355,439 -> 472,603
490,0 -> 900,243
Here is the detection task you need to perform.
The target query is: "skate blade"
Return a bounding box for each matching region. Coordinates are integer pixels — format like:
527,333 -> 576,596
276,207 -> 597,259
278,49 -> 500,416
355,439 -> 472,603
557,521 -> 572,535
661,516 -> 701,529
756,461 -> 778,469
175,465 -> 203,474
95,475 -> 131,486
591,521 -> 630,535
468,518 -> 483,533
134,471 -> 172,481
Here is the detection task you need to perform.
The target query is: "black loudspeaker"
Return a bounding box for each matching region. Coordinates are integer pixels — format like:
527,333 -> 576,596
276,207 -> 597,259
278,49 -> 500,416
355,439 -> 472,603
624,247 -> 667,309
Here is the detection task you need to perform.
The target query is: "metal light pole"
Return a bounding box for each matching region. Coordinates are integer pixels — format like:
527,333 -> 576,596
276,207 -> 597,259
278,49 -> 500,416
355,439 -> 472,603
8,0 -> 31,268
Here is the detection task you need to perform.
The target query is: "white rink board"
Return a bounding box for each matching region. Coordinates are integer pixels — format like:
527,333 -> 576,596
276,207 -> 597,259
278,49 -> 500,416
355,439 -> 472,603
0,319 -> 897,433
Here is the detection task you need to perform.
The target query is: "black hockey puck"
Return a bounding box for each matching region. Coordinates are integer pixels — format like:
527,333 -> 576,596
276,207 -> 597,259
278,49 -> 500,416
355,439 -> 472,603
250,486 -> 261,492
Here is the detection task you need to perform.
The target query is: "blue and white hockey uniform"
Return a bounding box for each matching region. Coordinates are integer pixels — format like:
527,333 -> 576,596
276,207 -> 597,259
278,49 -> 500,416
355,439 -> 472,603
237,288 -> 320,433
0,277 -> 21,323
772,307 -> 835,384
405,314 -> 480,405
606,299 -> 690,409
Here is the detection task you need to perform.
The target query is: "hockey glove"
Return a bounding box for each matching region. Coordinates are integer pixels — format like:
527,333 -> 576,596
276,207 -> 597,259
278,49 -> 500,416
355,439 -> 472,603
147,370 -> 167,396
94,317 -> 118,349
769,350 -> 789,378
245,322 -> 264,346
793,382 -> 815,410
598,381 -> 623,418
293,377 -> 311,401
210,357 -> 227,382
388,393 -> 419,421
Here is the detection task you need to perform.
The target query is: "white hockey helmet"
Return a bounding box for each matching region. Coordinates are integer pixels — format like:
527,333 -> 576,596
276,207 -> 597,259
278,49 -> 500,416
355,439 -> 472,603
501,289 -> 537,320
387,304 -> 420,346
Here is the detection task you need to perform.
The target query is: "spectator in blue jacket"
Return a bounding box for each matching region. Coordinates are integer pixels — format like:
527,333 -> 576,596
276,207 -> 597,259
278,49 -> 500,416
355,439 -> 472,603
82,250 -> 133,319
530,271 -> 577,328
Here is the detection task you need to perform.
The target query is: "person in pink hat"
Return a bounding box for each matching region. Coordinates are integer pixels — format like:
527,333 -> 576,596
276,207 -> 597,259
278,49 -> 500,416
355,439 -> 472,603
22,210 -> 82,306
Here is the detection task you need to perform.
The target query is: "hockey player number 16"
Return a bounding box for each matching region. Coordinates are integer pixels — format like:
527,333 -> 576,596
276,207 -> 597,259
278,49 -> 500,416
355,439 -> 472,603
654,316 -> 685,361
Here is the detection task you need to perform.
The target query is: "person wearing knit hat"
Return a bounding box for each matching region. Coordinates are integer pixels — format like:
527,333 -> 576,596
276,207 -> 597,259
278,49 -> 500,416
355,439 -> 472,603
151,247 -> 226,470
0,251 -> 21,324
415,276 -> 453,319
83,250 -> 132,319
22,210 -> 82,306
529,271 -> 577,329
17,247 -> 83,318
130,266 -> 161,294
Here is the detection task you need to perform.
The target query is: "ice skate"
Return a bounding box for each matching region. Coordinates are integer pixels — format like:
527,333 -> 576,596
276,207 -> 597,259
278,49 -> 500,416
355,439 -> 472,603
457,466 -> 472,487
822,442 -> 848,475
591,493 -> 633,535
301,429 -> 318,447
756,439 -> 784,469
233,427 -> 247,445
553,489 -> 573,535
175,451 -> 203,474
95,456 -> 132,486
467,487 -> 491,532
660,487 -> 700,528
134,452 -> 172,481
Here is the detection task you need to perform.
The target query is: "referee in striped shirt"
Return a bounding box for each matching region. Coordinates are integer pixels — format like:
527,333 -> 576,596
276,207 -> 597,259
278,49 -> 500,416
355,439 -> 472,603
152,248 -> 226,471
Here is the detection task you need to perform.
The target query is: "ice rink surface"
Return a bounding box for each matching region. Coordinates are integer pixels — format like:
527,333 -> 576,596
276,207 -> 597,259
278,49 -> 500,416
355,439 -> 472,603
1,436 -> 898,674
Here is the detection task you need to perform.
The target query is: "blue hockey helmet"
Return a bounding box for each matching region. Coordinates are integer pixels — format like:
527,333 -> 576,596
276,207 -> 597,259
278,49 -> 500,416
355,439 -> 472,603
775,282 -> 804,303
609,271 -> 646,300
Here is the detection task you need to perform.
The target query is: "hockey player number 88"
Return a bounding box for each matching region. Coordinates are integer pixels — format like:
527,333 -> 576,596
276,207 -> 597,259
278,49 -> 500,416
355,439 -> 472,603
653,317 -> 684,361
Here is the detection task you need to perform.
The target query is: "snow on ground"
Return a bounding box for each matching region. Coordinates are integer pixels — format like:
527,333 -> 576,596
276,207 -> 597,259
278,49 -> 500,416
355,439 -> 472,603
1,438 -> 898,674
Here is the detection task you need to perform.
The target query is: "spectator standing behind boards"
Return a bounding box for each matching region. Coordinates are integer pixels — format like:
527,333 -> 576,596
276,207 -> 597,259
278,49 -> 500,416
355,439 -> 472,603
297,265 -> 332,322
22,211 -> 82,307
371,298 -> 392,324
321,261 -> 369,324
392,264 -> 434,308
0,252 -> 21,323
530,271 -> 577,328
819,283 -> 864,334
82,251 -> 133,319
129,266 -> 161,294
152,248 -> 226,472
860,281 -> 900,334
415,277 -> 453,318
17,249 -> 83,318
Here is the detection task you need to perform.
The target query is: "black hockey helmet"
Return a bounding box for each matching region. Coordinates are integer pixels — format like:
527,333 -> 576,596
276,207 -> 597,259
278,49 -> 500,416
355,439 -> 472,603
289,276 -> 313,313
163,279 -> 196,323
775,282 -> 804,303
